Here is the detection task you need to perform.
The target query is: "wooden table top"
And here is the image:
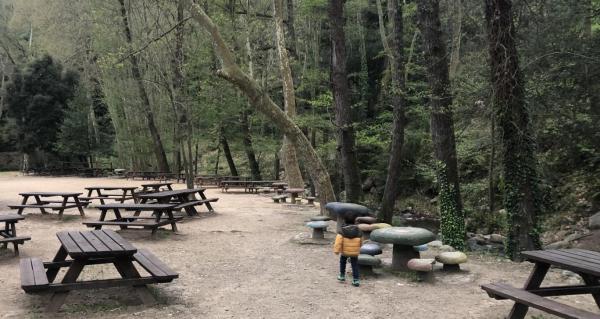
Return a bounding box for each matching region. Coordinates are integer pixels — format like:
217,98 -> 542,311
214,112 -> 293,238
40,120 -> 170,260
19,192 -> 83,197
523,249 -> 600,277
56,230 -> 137,259
85,186 -> 139,190
96,203 -> 176,211
136,188 -> 206,199
0,214 -> 25,222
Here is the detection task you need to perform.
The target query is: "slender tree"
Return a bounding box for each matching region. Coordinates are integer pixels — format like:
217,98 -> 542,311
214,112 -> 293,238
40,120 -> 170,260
378,0 -> 407,224
329,0 -> 361,202
117,0 -> 170,172
417,0 -> 465,250
484,0 -> 542,260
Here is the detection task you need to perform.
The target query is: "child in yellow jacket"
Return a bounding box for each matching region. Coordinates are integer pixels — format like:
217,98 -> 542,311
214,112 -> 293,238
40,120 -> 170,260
333,215 -> 362,286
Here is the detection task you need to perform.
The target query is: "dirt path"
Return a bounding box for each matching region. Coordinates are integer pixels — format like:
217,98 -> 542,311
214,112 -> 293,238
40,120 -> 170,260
0,173 -> 596,318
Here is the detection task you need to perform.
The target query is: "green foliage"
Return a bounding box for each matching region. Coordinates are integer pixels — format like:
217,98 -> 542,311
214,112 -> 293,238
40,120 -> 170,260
436,161 -> 466,250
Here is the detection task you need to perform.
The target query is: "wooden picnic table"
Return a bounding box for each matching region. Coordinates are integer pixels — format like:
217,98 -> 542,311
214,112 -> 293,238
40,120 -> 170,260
0,214 -> 30,256
482,249 -> 600,319
9,192 -> 87,218
140,182 -> 174,192
220,180 -> 279,193
20,229 -> 178,312
83,186 -> 138,204
83,203 -> 182,235
136,188 -> 218,216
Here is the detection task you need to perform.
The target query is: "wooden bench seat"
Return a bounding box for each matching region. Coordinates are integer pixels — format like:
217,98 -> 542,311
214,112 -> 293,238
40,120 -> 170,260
8,204 -> 85,210
173,198 -> 219,210
272,195 -> 288,203
482,282 -> 600,319
0,236 -> 31,244
20,258 -> 50,293
134,248 -> 179,281
83,217 -> 183,229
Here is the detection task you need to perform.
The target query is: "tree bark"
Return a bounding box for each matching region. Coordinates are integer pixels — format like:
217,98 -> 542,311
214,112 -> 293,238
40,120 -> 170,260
484,0 -> 542,260
417,0 -> 465,250
274,0 -> 304,188
329,0 -> 362,203
186,1 -> 336,211
286,0 -> 298,57
219,126 -> 238,176
118,0 -> 170,172
379,0 -> 407,224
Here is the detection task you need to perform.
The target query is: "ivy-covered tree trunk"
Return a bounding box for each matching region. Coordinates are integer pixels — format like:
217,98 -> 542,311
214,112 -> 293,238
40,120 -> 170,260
118,0 -> 170,172
186,1 -> 336,213
417,0 -> 465,250
329,0 -> 362,203
379,0 -> 407,224
484,0 -> 542,260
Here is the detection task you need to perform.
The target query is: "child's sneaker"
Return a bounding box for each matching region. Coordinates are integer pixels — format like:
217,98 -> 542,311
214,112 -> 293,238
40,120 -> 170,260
337,274 -> 346,282
352,279 -> 360,287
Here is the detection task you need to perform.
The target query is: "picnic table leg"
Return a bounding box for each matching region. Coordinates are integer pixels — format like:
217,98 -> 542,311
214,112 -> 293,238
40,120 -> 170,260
56,196 -> 69,219
197,191 -> 215,212
47,259 -> 86,312
96,189 -> 106,205
579,273 -> 600,308
508,262 -> 550,319
179,194 -> 199,217
46,246 -> 68,282
2,222 -> 7,249
33,195 -> 49,214
73,195 -> 86,217
162,209 -> 178,232
114,208 -> 127,230
113,258 -> 157,305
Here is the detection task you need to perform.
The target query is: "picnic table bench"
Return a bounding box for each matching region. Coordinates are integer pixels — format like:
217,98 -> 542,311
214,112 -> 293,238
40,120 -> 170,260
220,180 -> 279,193
136,188 -> 218,217
83,203 -> 182,235
0,214 -> 30,256
482,249 -> 600,319
20,229 -> 178,312
9,192 -> 88,218
82,186 -> 138,204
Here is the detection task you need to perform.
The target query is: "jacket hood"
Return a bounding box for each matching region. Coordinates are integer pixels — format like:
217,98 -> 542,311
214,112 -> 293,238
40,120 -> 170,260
340,224 -> 361,238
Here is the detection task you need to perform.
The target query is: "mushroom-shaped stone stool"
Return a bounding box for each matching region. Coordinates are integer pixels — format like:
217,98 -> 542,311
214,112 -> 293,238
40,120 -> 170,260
360,242 -> 383,256
370,227 -> 436,272
324,202 -> 371,233
358,254 -> 381,276
306,221 -> 328,239
413,244 -> 428,252
355,216 -> 377,225
435,251 -> 467,272
358,223 -> 391,240
407,258 -> 436,282
294,198 -> 303,205
310,215 -> 331,222
305,197 -> 316,206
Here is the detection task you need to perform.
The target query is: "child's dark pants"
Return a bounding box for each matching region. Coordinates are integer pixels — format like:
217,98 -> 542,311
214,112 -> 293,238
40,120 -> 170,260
339,255 -> 359,280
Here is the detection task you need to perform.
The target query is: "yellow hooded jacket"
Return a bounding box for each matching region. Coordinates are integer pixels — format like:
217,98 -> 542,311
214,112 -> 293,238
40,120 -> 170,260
333,225 -> 362,257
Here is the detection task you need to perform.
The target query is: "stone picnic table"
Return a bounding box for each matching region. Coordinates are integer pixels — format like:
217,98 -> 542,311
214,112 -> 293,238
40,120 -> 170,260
136,188 -> 218,216
370,227 -> 436,272
82,186 -> 138,204
9,192 -> 88,218
83,203 -> 182,235
0,214 -> 30,256
20,229 -> 178,312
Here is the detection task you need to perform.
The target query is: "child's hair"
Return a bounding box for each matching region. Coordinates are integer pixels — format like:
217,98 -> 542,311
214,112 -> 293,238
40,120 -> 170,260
344,213 -> 357,225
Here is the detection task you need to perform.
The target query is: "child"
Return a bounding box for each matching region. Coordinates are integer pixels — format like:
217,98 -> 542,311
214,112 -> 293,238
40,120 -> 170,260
333,214 -> 362,286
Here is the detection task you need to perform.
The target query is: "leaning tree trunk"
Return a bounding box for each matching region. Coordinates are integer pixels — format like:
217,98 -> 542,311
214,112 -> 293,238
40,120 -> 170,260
379,0 -> 407,224
274,0 -> 304,189
329,0 -> 362,202
186,1 -> 336,212
417,0 -> 465,250
484,0 -> 542,260
118,0 -> 170,172
219,126 -> 238,177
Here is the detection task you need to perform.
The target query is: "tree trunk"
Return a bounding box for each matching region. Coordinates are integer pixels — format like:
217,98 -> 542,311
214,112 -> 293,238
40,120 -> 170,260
273,152 -> 280,180
219,126 -> 238,176
329,0 -> 362,203
417,0 -> 465,250
286,0 -> 298,57
118,0 -> 170,172
274,0 -> 304,189
186,2 -> 336,212
214,145 -> 221,175
449,0 -> 462,78
488,110 -> 496,214
484,0 -> 542,260
379,0 -> 407,224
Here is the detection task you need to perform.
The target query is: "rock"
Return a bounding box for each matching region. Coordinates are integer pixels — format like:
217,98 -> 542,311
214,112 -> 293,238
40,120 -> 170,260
440,245 -> 455,252
370,227 -> 437,246
489,234 -> 506,244
306,221 -> 328,229
466,232 -> 475,238
407,258 -> 435,272
357,254 -> 381,266
475,234 -> 487,245
427,240 -> 443,248
355,216 -> 377,224
360,243 -> 383,255
436,251 -> 468,265
413,244 -> 428,252
467,238 -> 484,251
544,240 -> 570,250
564,232 -> 587,242
310,216 -> 331,222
